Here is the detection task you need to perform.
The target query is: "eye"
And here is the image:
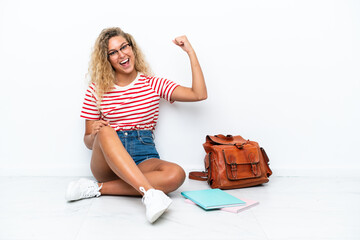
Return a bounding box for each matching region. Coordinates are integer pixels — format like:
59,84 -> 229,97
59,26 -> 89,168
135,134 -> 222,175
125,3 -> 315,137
108,51 -> 117,56
120,44 -> 129,51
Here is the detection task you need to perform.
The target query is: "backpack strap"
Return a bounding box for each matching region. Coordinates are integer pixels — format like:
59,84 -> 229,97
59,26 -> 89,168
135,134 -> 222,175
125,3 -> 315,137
189,171 -> 208,181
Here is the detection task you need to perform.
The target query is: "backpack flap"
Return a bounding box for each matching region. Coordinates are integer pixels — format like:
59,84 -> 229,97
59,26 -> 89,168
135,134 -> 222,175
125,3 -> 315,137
206,135 -> 247,145
222,146 -> 262,180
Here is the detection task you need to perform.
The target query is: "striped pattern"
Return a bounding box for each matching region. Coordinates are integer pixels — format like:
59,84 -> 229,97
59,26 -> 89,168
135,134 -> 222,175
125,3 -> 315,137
80,74 -> 179,131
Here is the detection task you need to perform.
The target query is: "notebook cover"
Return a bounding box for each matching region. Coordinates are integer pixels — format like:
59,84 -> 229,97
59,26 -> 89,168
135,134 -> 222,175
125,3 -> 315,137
181,189 -> 246,210
185,198 -> 259,213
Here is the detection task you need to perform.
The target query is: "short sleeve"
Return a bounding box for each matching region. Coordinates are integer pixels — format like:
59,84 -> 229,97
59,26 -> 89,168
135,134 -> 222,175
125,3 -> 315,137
80,83 -> 101,120
147,76 -> 179,102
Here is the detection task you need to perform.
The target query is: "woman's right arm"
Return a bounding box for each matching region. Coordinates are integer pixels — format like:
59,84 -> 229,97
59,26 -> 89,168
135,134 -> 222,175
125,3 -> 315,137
84,120 -> 110,150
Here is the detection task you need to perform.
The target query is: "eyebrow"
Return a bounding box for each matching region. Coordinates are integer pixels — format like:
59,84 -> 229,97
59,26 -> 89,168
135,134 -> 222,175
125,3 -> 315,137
108,42 -> 128,52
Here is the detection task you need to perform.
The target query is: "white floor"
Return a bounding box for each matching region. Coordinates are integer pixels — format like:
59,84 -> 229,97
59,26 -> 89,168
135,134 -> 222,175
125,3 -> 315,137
1,175 -> 359,240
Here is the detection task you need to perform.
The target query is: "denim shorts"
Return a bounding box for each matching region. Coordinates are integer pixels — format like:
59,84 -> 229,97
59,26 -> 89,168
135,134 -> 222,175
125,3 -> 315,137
116,130 -> 160,165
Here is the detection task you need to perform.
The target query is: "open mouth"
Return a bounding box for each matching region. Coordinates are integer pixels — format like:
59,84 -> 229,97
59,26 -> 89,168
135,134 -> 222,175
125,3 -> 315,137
120,58 -> 129,65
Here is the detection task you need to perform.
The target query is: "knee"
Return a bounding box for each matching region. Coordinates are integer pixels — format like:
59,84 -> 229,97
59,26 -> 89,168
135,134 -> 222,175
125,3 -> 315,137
163,164 -> 186,193
97,126 -> 116,139
171,164 -> 186,184
99,125 -> 115,134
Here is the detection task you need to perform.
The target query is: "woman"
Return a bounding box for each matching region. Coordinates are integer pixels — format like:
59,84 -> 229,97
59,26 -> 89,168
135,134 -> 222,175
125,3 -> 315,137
65,27 -> 207,223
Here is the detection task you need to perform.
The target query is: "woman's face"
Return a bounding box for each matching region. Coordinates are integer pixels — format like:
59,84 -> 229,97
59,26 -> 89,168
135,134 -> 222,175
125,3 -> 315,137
107,36 -> 136,75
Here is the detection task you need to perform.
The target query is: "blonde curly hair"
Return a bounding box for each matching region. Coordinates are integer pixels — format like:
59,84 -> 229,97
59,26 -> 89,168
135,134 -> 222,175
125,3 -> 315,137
88,27 -> 152,101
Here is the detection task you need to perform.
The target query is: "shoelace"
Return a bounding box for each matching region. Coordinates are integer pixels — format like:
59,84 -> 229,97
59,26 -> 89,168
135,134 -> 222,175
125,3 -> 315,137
140,187 -> 153,204
81,182 -> 103,198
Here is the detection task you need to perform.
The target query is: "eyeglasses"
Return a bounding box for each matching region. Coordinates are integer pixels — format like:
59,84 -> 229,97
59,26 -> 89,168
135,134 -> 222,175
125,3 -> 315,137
107,43 -> 132,59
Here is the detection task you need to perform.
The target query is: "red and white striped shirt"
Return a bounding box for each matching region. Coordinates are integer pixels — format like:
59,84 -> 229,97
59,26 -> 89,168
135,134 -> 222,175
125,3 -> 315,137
80,73 -> 179,131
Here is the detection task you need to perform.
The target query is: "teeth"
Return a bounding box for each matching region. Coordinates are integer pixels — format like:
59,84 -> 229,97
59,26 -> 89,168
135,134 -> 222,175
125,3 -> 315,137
120,59 -> 129,64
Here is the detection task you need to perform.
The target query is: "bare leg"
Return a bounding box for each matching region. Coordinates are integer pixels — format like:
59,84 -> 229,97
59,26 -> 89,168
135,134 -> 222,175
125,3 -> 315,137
90,126 -> 186,196
90,126 -> 153,195
100,158 -> 186,196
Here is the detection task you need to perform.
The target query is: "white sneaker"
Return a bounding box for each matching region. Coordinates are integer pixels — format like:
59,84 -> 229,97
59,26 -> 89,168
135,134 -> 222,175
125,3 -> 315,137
140,187 -> 172,223
65,178 -> 102,201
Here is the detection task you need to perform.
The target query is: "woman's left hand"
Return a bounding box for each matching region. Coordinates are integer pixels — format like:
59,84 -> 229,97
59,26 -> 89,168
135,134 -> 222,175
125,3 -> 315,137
173,36 -> 194,54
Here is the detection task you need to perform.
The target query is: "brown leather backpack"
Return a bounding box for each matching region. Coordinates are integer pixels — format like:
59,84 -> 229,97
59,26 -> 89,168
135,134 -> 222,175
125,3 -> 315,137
189,134 -> 273,189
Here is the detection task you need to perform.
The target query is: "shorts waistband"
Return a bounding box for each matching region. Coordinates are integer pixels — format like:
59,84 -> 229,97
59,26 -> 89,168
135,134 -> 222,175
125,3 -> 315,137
117,130 -> 154,138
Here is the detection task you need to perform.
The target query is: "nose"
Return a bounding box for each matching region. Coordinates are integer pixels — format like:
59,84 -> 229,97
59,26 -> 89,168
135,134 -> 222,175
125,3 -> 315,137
117,50 -> 126,59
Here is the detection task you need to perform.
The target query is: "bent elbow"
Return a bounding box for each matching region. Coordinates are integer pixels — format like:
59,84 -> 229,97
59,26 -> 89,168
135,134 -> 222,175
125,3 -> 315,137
197,94 -> 207,101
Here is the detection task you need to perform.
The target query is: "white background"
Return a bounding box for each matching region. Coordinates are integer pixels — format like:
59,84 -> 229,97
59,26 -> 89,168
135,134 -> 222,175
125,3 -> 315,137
0,0 -> 359,176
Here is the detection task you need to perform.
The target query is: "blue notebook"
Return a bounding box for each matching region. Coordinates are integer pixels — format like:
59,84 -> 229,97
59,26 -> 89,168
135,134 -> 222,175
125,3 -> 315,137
181,189 -> 246,210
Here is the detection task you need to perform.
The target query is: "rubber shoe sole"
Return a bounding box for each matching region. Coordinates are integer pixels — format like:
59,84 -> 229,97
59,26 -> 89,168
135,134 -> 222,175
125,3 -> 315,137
147,198 -> 172,223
